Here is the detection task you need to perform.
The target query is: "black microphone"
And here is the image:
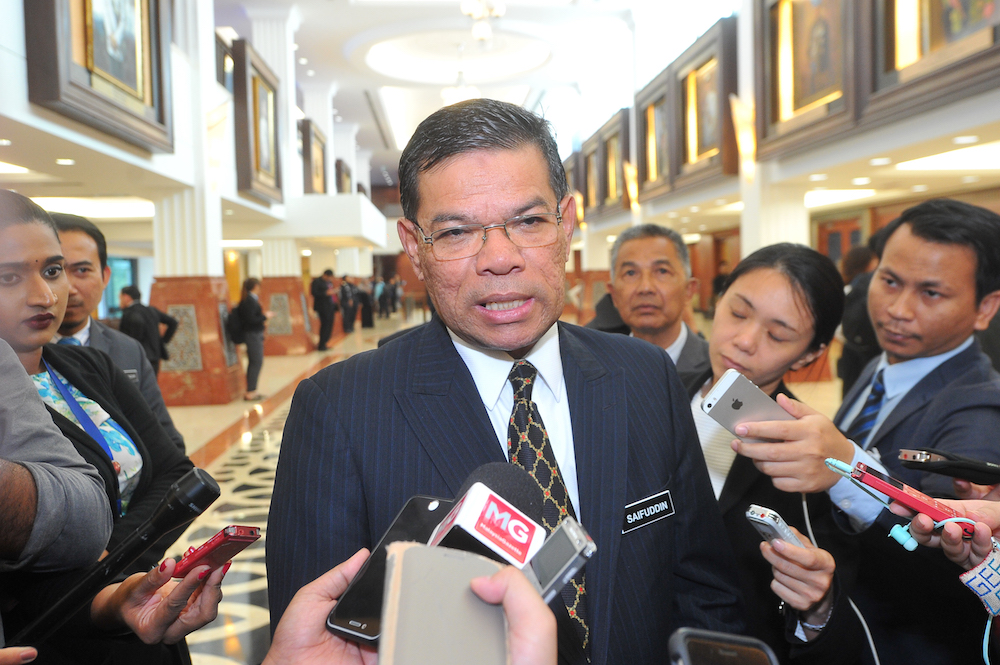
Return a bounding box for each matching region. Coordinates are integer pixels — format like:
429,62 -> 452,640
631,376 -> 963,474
11,468 -> 220,645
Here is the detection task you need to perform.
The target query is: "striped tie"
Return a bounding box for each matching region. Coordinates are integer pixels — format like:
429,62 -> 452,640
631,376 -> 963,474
845,369 -> 885,449
57,337 -> 82,346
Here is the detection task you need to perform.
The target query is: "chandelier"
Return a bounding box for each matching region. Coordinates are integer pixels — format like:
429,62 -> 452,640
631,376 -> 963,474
460,0 -> 505,41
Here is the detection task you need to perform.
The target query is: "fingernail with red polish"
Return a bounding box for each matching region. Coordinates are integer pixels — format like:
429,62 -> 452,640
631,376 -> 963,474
159,560 -> 168,573
222,561 -> 232,575
199,569 -> 210,580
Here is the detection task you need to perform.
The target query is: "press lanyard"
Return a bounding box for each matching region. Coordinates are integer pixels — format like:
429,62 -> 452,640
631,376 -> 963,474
43,360 -> 124,516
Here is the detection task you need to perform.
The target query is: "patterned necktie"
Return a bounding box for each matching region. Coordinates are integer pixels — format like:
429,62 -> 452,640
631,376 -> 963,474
57,337 -> 82,346
845,369 -> 886,449
507,360 -> 589,653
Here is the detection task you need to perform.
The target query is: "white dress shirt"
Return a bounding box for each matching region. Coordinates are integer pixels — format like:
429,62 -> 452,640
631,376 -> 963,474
449,324 -> 581,516
53,318 -> 92,346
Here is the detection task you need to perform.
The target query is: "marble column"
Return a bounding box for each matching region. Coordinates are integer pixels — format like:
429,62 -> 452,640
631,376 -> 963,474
301,81 -> 338,195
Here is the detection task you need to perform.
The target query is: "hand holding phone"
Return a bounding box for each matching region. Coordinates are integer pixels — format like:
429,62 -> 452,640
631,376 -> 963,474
173,525 -> 260,578
702,370 -> 793,443
746,505 -> 804,547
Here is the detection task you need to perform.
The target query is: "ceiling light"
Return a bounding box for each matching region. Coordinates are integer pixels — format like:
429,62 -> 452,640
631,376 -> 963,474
808,173 -> 828,181
698,224 -> 707,231
32,196 -> 155,218
335,115 -> 343,122
298,57 -> 308,65
690,206 -> 700,212
0,139 -> 11,147
682,233 -> 702,244
803,189 -> 876,208
301,249 -> 312,257
896,140 -> 1000,171
55,158 -> 75,166
869,157 -> 892,166
953,135 -> 979,145
852,177 -> 872,185
293,43 -> 299,51
221,239 -> 264,248
681,216 -> 690,222
471,19 -> 493,41
307,69 -> 315,77
606,235 -> 617,243
224,209 -> 234,216
715,202 -> 745,213
911,184 -> 929,192
962,175 -> 981,183
334,249 -> 340,255
0,160 -> 29,174
667,211 -> 679,218
216,26 -> 239,46
714,199 -> 727,205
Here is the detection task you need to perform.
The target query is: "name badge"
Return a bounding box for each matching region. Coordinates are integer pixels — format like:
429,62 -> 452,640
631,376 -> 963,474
622,489 -> 674,534
123,369 -> 139,384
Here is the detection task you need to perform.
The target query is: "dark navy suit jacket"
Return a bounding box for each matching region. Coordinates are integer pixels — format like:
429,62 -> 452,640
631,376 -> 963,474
835,340 -> 1000,665
267,318 -> 744,665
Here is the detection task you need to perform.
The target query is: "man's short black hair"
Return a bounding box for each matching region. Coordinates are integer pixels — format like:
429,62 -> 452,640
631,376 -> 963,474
322,269 -> 334,277
121,285 -> 142,301
398,99 -> 568,221
51,212 -> 108,271
882,198 -> 1000,303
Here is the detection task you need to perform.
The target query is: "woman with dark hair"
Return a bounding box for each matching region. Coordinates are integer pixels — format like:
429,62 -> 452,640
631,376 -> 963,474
686,243 -> 861,663
237,277 -> 270,401
0,189 -> 225,663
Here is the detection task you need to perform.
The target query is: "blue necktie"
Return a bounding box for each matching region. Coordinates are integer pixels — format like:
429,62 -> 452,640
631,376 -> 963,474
845,369 -> 885,449
57,337 -> 82,346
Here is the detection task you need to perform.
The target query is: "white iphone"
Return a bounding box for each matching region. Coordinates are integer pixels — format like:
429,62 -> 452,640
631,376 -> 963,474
701,369 -> 794,443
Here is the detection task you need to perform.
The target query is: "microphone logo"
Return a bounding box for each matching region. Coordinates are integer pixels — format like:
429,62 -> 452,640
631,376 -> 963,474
476,494 -> 537,563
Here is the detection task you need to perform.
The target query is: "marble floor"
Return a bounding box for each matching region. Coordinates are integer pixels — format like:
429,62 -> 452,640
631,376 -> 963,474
168,310 -> 845,664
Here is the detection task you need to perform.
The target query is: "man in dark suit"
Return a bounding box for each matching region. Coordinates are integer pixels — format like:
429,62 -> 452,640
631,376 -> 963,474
605,224 -> 709,388
310,269 -> 337,350
339,276 -> 357,333
118,286 -> 178,375
267,99 -> 744,665
52,213 -> 185,452
735,199 -> 1000,665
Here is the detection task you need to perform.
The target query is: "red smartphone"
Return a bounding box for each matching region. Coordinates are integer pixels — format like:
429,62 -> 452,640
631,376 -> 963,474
173,525 -> 261,578
851,463 -> 974,538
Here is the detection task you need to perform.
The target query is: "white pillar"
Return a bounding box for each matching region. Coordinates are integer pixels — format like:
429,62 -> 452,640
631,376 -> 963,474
262,239 -> 301,277
301,81 -> 338,194
337,247 -> 361,275
358,246 -> 374,277
153,0 -> 223,277
246,6 -> 302,200
309,248 -> 339,277
247,250 -> 263,279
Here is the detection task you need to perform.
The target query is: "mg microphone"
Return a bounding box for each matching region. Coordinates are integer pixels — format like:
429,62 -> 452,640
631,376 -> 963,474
12,467 -> 220,645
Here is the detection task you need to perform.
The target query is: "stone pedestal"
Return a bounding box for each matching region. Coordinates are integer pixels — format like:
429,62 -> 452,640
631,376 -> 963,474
261,276 -> 316,355
152,276 -> 244,405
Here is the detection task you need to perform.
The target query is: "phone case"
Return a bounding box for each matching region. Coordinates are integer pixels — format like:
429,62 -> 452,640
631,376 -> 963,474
701,369 -> 793,442
173,525 -> 260,578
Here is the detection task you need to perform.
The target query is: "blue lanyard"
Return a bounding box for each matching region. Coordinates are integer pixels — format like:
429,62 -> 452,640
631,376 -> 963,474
44,360 -> 123,516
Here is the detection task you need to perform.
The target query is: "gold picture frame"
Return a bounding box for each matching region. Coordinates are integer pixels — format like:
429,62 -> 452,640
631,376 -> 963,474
232,39 -> 282,203
252,73 -> 276,181
85,0 -> 147,100
300,119 -> 327,194
686,57 -> 721,163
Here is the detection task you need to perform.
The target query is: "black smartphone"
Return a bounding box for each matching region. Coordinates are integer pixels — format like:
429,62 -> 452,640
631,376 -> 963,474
326,495 -> 452,643
669,627 -> 778,665
899,448 -> 1000,485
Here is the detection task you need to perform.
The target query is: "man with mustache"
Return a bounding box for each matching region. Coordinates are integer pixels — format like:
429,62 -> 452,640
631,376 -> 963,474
735,199 -> 1000,665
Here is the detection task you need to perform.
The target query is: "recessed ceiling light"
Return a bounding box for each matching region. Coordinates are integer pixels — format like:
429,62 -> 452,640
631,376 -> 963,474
953,135 -> 979,145
667,211 -> 679,218
714,199 -> 727,205
690,206 -> 700,212
869,157 -> 891,166
334,249 -> 340,255
682,233 -> 702,244
298,57 -> 308,65
335,115 -> 343,122
292,43 -> 299,51
962,175 -> 981,184
55,158 -> 75,166
0,160 -> 29,174
224,209 -> 234,216
911,184 -> 929,192
301,249 -> 312,257
307,69 -> 315,77
808,173 -> 828,182
852,177 -> 872,185
681,216 -> 690,222
605,235 -> 617,243
698,224 -> 707,231
0,139 -> 11,147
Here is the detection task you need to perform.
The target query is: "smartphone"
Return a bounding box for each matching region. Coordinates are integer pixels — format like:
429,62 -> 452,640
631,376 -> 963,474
899,448 -> 1000,486
745,504 -> 804,547
851,462 -> 974,539
326,495 -> 452,644
173,525 -> 260,578
701,369 -> 794,442
522,516 -> 597,604
669,627 -> 779,665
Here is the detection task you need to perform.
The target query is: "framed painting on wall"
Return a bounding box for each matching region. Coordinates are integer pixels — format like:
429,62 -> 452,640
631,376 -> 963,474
300,119 -> 327,194
791,0 -> 844,111
24,0 -> 173,152
686,57 -> 721,163
233,39 -> 282,203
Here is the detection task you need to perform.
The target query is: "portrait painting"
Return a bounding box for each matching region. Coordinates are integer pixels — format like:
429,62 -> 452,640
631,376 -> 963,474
311,133 -> 326,193
935,0 -> 1000,44
86,0 -> 145,98
252,73 -> 276,180
791,0 -> 843,111
694,58 -> 720,159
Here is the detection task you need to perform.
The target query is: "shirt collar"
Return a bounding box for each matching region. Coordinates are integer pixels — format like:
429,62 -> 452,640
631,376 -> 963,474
449,323 -> 564,412
874,335 -> 974,399
664,322 -> 689,365
53,318 -> 92,346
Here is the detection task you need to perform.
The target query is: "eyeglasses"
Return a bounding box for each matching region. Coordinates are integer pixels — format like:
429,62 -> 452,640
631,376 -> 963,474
413,209 -> 563,261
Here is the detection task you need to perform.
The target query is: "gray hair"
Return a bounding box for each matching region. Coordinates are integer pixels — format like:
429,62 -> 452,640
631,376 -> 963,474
609,224 -> 691,280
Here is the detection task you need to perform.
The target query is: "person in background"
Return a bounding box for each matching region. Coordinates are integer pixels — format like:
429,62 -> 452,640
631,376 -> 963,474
51,213 -> 185,452
836,235 -> 883,398
311,269 -> 337,352
118,286 -> 178,376
237,278 -> 270,401
339,276 -> 357,333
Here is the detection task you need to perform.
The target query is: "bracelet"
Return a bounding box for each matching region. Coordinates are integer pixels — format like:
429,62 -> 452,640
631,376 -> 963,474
799,603 -> 834,632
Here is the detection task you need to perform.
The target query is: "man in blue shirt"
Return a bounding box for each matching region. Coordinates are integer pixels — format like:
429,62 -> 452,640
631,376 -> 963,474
736,198 -> 1000,665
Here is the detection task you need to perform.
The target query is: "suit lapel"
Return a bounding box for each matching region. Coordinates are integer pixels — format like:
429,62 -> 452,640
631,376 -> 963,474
393,320 -> 504,495
834,360 -> 878,427
88,321 -> 111,353
560,324 -> 627,660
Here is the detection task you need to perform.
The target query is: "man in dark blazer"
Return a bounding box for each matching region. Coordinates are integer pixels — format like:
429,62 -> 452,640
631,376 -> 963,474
267,99 -> 744,665
604,224 -> 710,388
735,199 -> 1000,665
118,286 -> 178,375
310,269 -> 337,350
52,214 -> 185,452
